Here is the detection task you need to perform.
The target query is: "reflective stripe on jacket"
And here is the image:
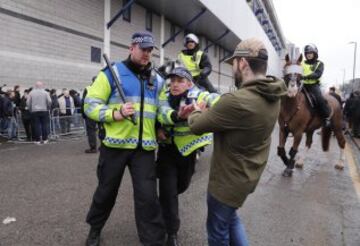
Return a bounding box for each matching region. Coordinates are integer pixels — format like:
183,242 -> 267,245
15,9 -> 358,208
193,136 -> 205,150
162,86 -> 220,156
84,62 -> 174,150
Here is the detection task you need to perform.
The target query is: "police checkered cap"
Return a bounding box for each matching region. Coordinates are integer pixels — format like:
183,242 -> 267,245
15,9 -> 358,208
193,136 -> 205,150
225,38 -> 268,64
131,31 -> 157,49
167,67 -> 193,82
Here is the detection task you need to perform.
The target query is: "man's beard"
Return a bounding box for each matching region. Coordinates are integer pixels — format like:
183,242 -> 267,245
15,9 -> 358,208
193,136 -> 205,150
234,68 -> 243,88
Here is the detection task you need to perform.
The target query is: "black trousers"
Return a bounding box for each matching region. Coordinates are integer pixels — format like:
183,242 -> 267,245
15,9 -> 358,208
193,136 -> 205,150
22,116 -> 32,141
352,117 -> 360,137
304,84 -> 330,119
194,76 -> 218,93
85,117 -> 97,149
157,144 -> 197,235
31,111 -> 49,141
86,146 -> 165,245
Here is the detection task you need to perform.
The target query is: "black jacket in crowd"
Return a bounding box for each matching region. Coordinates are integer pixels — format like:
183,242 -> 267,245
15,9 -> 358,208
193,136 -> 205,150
19,96 -> 31,120
1,95 -> 15,117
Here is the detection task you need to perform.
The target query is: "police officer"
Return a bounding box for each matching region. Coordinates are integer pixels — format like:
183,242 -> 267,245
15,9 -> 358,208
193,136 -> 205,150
81,78 -> 98,154
157,67 -> 219,246
84,31 -> 178,246
178,33 -> 217,93
302,44 -> 331,127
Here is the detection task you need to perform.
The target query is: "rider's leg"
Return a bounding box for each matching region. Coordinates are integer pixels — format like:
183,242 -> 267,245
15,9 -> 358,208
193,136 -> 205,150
305,84 -> 331,127
196,77 -> 218,93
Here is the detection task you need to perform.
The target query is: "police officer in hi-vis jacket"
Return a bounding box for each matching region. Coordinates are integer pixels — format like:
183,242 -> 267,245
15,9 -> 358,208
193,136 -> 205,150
84,31 -> 187,246
157,67 -> 219,246
178,33 -> 217,93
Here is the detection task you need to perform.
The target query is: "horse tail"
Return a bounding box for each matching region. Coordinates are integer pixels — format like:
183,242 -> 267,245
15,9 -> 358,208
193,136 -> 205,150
321,127 -> 332,151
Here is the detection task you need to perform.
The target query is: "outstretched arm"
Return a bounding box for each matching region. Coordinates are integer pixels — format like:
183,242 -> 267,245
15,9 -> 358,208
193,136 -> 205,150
188,93 -> 243,135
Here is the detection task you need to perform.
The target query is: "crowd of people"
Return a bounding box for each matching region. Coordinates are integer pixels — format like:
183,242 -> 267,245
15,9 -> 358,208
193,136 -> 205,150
80,31 -> 287,246
81,32 -> 360,246
0,83 -> 84,144
1,30 -> 360,246
343,89 -> 360,138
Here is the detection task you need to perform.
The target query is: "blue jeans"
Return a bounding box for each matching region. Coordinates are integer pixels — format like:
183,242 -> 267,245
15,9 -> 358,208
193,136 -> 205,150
0,117 -> 9,134
207,193 -> 249,246
7,117 -> 17,139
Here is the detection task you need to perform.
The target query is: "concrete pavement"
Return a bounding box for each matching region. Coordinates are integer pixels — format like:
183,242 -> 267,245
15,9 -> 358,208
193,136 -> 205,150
0,128 -> 360,246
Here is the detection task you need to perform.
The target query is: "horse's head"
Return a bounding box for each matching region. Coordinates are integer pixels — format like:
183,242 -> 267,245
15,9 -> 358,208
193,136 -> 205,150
284,47 -> 303,98
157,59 -> 184,78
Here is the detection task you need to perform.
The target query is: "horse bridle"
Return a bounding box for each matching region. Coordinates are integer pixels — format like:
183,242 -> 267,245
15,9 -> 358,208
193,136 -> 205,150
283,64 -> 304,127
283,93 -> 300,128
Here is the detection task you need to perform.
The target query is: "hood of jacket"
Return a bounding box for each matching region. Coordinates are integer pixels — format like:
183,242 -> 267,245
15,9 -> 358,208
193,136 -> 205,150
241,76 -> 287,102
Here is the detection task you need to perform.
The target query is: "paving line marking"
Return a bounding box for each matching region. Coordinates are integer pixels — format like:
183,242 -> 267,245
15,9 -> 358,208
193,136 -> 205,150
344,144 -> 360,200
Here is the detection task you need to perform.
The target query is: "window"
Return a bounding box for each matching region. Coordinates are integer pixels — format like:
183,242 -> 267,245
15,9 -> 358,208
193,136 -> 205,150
145,10 -> 152,32
122,0 -> 131,22
91,46 -> 101,63
170,23 -> 176,42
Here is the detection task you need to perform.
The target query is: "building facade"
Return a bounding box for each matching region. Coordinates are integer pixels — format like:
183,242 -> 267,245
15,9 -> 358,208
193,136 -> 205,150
0,0 -> 285,92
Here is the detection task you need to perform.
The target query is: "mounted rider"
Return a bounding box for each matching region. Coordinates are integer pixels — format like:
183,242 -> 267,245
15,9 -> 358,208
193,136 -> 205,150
177,33 -> 217,93
301,44 -> 331,127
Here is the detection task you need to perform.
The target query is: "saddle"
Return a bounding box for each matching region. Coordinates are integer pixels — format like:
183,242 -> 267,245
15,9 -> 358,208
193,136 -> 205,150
301,87 -> 333,118
301,87 -> 316,110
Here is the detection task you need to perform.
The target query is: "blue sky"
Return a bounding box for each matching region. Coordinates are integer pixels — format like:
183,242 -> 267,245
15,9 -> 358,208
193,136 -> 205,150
273,0 -> 359,89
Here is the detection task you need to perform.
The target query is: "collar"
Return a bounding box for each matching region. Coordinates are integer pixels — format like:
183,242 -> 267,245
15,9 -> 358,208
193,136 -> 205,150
182,46 -> 200,56
305,59 -> 318,65
123,56 -> 152,79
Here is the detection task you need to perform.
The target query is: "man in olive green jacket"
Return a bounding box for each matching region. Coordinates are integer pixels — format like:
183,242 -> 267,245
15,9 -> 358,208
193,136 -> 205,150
188,38 -> 287,246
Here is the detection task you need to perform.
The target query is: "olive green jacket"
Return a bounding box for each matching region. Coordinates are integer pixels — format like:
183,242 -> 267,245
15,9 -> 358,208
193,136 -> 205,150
188,76 -> 287,207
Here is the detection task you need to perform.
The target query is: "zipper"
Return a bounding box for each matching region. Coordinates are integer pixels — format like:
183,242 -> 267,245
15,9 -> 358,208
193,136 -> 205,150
138,77 -> 145,148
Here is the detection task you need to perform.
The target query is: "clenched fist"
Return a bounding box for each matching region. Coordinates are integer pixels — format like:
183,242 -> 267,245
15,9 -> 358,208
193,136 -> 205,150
113,102 -> 135,121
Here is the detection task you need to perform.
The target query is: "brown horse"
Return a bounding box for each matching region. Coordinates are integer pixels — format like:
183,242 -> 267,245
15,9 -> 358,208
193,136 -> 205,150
278,49 -> 346,177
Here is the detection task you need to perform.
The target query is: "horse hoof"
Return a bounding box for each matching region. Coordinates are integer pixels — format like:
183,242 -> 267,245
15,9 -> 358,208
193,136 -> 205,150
335,164 -> 344,170
282,169 -> 293,177
295,162 -> 304,169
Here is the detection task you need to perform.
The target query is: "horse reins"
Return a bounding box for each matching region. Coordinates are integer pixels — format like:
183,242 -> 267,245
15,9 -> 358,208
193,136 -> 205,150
284,93 -> 301,128
284,88 -> 318,132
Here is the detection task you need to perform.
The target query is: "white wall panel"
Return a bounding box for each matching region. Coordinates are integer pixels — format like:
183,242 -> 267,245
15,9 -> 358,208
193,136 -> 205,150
199,0 -> 282,77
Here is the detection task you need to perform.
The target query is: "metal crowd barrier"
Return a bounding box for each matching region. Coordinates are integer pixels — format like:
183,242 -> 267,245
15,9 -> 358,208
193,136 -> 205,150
0,107 -> 85,143
0,110 -> 23,142
49,107 -> 85,140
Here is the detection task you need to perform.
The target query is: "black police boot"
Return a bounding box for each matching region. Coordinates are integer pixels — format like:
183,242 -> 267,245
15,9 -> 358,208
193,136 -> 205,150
85,148 -> 97,154
86,228 -> 101,246
166,234 -> 178,246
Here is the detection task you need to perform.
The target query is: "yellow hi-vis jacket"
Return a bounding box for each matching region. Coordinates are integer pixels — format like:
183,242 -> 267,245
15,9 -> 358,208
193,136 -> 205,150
178,50 -> 203,77
161,86 -> 220,156
84,62 -> 174,150
302,61 -> 322,85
